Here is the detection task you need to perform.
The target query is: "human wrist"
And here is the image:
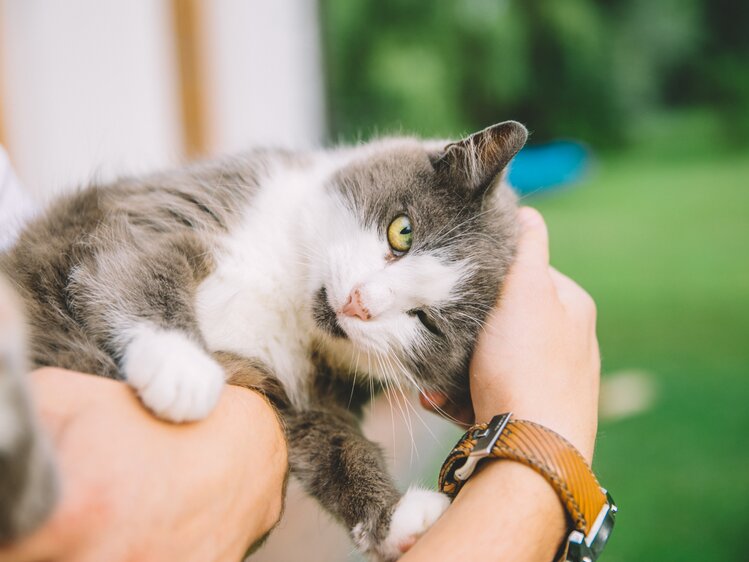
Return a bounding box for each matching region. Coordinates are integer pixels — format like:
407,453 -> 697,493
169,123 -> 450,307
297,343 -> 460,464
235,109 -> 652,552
470,371 -> 597,464
210,385 -> 288,533
404,460 -> 565,561
223,385 -> 287,466
438,413 -> 615,562
463,460 -> 567,558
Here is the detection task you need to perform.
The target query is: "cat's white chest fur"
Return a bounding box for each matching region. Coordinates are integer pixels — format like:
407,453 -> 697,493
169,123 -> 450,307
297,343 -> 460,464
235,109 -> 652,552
195,161 -> 335,408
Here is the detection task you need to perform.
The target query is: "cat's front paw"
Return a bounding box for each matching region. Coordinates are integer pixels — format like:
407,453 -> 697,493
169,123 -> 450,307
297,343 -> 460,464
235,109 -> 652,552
122,325 -> 225,423
357,488 -> 450,561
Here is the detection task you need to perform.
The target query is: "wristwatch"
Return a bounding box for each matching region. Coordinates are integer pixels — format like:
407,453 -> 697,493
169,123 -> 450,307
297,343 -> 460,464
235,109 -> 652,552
438,413 -> 617,562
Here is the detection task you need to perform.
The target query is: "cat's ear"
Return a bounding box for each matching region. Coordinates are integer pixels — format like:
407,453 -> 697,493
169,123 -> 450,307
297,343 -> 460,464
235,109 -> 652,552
431,121 -> 528,195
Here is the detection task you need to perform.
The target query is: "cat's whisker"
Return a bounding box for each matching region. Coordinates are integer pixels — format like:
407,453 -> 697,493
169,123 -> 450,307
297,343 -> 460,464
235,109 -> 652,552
517,184 -> 551,202
430,206 -> 498,246
385,352 -> 443,444
347,349 -> 362,411
375,352 -> 399,459
381,353 -> 419,463
450,311 -> 485,330
385,356 -> 435,456
428,200 -> 472,242
366,350 -> 376,410
390,347 -> 470,429
419,391 -> 472,429
387,356 -> 419,456
433,227 -> 498,246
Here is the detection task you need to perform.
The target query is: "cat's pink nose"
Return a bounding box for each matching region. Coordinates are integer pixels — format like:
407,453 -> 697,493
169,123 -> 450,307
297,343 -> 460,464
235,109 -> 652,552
341,287 -> 371,321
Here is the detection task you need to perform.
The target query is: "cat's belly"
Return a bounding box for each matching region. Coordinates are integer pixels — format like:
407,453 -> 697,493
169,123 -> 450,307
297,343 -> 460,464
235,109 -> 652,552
195,267 -> 316,409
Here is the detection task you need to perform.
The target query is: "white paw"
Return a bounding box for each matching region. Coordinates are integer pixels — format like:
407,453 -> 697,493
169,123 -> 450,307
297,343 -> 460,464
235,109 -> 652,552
379,488 -> 450,560
122,325 -> 224,423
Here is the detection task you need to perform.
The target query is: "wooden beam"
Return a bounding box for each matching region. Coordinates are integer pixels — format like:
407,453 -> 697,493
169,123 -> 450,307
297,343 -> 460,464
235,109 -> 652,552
172,0 -> 209,158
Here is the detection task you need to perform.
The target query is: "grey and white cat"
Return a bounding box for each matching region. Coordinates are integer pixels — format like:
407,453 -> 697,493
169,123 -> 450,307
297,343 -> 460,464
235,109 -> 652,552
0,121 -> 527,559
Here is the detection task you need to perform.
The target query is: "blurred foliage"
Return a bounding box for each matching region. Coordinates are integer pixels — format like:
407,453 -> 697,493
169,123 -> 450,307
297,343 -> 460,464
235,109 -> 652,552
532,110 -> 749,561
321,0 -> 749,146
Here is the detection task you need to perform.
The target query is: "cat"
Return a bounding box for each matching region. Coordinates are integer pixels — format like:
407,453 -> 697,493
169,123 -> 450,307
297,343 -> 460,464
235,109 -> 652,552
0,121 -> 527,560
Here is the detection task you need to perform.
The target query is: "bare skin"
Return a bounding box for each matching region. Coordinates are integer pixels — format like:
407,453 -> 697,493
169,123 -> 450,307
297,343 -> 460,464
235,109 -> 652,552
0,371 -> 287,562
0,206 -> 599,561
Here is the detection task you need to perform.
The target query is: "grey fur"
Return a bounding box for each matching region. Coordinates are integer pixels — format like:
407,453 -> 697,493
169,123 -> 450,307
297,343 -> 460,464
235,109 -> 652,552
0,122 -> 526,557
330,121 -> 525,404
0,279 -> 58,543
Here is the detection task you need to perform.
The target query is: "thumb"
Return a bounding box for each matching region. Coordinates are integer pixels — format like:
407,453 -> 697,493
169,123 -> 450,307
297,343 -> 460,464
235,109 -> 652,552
514,207 -> 549,269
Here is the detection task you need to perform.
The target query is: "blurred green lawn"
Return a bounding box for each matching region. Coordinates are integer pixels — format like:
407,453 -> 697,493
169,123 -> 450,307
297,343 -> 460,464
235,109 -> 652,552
529,111 -> 749,561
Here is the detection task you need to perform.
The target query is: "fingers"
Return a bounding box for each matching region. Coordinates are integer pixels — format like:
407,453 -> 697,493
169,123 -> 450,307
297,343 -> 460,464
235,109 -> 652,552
514,207 -> 549,269
548,267 -> 597,329
419,390 -> 447,410
419,391 -> 475,426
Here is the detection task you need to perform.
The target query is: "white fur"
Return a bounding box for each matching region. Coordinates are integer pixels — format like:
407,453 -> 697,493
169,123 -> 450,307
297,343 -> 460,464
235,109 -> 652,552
196,147 -> 467,407
122,324 -> 225,422
379,488 -> 450,560
351,521 -> 373,553
195,159 -> 340,408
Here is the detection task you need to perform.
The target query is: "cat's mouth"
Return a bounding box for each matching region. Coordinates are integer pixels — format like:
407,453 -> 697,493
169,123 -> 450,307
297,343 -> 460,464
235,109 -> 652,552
312,286 -> 348,339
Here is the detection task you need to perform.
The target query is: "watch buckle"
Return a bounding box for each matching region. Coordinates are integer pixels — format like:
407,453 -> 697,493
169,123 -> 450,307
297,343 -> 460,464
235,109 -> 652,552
453,413 -> 511,481
565,490 -> 617,562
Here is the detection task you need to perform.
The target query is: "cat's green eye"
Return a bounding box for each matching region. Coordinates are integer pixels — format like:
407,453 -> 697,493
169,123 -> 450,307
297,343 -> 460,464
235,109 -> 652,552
387,214 -> 413,254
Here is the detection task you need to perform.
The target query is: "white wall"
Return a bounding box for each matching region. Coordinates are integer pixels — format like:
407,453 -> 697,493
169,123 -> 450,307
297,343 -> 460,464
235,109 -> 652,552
203,0 -> 326,153
0,0 -> 326,204
0,0 -> 183,203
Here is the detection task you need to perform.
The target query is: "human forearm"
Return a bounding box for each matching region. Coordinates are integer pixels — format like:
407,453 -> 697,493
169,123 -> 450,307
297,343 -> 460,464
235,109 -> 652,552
0,370 -> 288,562
403,461 -> 565,561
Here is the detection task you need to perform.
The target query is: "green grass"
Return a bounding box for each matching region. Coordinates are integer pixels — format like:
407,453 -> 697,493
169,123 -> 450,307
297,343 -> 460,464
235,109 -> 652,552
529,112 -> 749,561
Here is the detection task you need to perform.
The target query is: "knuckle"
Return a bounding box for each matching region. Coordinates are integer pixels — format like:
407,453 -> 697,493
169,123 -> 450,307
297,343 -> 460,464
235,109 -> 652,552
579,289 -> 597,318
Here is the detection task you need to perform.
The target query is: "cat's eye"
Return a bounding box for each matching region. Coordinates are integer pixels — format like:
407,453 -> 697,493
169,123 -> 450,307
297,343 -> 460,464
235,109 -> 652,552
387,214 -> 413,255
409,308 -> 442,337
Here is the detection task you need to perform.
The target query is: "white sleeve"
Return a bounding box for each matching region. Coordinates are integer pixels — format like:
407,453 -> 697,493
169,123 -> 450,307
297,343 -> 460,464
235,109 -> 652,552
0,147 -> 38,252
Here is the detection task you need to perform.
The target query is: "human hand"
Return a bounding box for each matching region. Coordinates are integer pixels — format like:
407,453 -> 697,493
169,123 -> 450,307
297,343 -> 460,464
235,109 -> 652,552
422,207 -> 600,461
405,207 -> 599,561
471,207 -> 599,460
0,368 -> 287,562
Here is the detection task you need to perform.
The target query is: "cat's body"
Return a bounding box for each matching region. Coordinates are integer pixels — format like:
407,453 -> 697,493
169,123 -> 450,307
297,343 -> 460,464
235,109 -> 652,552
0,122 -> 527,559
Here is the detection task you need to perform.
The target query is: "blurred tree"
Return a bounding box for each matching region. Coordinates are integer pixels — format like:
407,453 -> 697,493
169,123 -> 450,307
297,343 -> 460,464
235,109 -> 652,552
666,0 -> 749,143
321,0 -> 745,147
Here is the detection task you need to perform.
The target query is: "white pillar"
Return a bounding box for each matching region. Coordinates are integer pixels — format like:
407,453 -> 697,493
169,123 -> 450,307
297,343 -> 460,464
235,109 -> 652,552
0,0 -> 183,203
201,0 -> 326,153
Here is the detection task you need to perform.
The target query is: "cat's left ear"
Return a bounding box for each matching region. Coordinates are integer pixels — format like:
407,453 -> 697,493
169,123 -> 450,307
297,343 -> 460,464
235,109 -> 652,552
431,121 -> 528,196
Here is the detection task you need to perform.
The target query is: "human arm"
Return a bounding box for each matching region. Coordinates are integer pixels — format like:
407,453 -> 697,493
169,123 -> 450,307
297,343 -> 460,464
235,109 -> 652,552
0,369 -> 287,562
407,206 -> 600,561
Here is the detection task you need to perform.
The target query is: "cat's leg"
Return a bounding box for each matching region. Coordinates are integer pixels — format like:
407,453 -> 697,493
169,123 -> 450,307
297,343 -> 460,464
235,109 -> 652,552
119,324 -> 224,422
70,235 -> 224,422
0,278 -> 58,542
286,407 -> 449,561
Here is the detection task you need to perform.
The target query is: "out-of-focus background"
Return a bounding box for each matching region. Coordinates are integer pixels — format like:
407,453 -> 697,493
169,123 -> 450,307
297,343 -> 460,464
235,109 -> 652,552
1,1 -> 748,560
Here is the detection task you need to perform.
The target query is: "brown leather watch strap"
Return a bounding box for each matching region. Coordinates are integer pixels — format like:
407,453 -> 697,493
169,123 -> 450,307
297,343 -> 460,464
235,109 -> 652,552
439,415 -> 613,547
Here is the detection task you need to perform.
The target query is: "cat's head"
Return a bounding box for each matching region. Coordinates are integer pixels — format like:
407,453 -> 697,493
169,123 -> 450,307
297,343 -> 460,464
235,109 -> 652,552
311,121 -> 527,406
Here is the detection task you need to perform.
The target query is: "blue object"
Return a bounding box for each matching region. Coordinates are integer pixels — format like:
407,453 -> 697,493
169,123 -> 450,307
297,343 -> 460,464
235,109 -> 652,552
508,140 -> 591,196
